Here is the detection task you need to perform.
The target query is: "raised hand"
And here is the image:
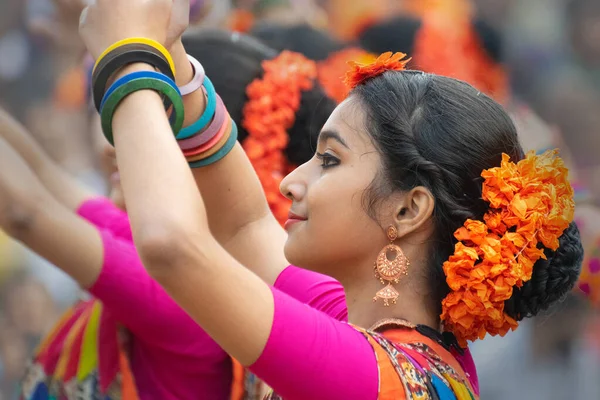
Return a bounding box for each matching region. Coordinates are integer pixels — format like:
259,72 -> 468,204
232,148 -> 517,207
79,0 -> 172,60
167,0 -> 190,49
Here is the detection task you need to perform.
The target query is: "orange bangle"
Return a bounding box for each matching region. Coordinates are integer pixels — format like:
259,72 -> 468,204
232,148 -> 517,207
183,113 -> 231,157
186,119 -> 232,162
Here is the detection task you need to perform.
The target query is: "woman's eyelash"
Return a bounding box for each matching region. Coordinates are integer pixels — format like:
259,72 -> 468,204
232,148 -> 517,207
315,152 -> 340,169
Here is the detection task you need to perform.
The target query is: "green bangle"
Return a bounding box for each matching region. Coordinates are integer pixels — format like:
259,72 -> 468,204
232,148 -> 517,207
100,77 -> 184,146
188,119 -> 238,168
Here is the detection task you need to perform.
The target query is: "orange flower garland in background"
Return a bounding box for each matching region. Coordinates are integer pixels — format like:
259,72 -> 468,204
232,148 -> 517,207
325,0 -> 392,40
411,2 -> 509,103
441,150 -> 575,346
344,51 -> 411,90
242,51 -> 317,225
317,48 -> 377,103
228,8 -> 255,33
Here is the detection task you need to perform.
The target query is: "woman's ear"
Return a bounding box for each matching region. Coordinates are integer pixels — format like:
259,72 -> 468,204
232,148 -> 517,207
393,186 -> 435,238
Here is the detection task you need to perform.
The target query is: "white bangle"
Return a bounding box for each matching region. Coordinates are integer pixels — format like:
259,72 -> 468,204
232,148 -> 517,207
179,54 -> 205,96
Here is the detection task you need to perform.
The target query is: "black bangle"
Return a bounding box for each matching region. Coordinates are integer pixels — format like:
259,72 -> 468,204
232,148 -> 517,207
92,43 -> 175,112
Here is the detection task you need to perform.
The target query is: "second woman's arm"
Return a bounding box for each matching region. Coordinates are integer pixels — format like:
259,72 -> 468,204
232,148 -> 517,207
171,39 -> 289,284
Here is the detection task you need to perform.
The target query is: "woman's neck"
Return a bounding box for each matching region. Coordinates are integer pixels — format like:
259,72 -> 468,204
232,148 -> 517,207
340,260 -> 440,330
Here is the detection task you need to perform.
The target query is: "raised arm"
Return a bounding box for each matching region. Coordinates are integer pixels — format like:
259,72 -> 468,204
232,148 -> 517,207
0,135 -> 102,287
164,35 -> 288,283
0,108 -> 97,211
78,0 -> 282,362
78,5 -> 364,388
0,134 -> 213,348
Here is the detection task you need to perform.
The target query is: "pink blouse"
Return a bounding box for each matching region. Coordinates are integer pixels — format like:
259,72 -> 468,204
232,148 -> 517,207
79,198 -> 478,399
77,198 -> 348,399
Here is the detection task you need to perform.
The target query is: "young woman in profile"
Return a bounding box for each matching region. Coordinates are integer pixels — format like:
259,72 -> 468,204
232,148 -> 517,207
39,1 -> 582,399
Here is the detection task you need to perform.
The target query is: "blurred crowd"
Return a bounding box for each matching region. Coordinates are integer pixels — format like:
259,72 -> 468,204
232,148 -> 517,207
0,0 -> 599,399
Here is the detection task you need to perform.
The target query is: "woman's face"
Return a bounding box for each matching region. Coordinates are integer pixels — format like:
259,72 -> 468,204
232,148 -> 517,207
280,98 -> 388,276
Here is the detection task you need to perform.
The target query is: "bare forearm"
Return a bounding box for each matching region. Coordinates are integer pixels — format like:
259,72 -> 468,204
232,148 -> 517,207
111,64 -> 208,247
6,198 -> 104,288
171,41 -> 286,276
0,108 -> 95,210
0,137 -> 103,287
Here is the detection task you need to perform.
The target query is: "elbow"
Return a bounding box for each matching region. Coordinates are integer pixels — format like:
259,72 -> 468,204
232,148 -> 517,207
135,224 -> 210,281
1,199 -> 40,240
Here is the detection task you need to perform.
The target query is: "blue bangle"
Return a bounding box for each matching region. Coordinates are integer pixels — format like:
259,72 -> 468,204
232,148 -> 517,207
101,70 -> 180,109
176,76 -> 217,140
99,77 -> 184,146
101,70 -> 179,125
188,119 -> 238,168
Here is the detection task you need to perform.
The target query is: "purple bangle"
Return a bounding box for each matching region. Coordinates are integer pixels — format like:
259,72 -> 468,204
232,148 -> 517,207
177,94 -> 226,150
179,54 -> 205,96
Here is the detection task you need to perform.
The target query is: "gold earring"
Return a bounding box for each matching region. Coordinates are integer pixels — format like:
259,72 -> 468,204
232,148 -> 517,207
373,225 -> 409,306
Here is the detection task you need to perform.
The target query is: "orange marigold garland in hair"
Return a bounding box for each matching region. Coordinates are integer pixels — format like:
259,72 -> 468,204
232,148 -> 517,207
242,51 -> 317,225
441,150 -> 575,347
317,48 -> 376,103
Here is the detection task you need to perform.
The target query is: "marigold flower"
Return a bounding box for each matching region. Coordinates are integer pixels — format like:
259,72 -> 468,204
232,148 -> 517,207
343,52 -> 411,89
242,51 -> 317,225
442,150 -> 575,346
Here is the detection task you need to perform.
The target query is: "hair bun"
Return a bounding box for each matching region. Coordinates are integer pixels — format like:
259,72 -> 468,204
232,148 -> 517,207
504,222 -> 584,320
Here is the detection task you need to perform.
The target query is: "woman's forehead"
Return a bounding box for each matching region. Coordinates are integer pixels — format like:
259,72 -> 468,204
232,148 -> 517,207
320,98 -> 369,144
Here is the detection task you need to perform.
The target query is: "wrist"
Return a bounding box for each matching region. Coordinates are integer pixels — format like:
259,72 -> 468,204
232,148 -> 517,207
170,39 -> 194,86
107,62 -> 156,88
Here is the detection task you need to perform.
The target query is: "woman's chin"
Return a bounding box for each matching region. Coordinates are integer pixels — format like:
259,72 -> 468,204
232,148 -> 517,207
283,239 -> 320,273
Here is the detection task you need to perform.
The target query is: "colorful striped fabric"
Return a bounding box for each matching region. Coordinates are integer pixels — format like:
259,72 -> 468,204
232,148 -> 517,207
20,299 -> 139,400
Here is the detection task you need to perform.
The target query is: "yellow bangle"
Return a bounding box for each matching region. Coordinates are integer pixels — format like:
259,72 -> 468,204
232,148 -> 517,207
94,37 -> 176,77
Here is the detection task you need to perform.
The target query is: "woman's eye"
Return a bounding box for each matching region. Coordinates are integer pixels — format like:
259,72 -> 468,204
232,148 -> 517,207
316,152 -> 340,169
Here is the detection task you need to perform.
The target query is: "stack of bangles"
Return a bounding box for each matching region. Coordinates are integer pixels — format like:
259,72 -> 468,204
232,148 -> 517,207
91,37 -> 238,168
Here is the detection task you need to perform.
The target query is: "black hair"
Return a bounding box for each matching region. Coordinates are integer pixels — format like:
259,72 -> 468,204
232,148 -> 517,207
182,29 -> 336,164
504,222 -> 583,321
357,16 -> 421,58
358,16 -> 504,63
351,71 -> 583,318
250,22 -> 347,61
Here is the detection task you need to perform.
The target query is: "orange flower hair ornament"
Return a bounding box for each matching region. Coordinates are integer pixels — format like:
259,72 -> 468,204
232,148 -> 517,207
344,51 -> 411,90
317,48 -> 377,103
441,150 -> 575,346
242,51 -> 317,225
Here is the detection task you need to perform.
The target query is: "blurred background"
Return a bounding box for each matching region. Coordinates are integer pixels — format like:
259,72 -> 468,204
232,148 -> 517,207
0,0 -> 599,399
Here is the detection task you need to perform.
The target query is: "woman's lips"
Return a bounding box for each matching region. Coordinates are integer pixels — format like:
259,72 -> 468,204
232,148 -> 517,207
284,211 -> 307,230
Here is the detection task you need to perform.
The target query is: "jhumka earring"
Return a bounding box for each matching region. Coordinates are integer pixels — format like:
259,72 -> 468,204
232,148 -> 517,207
373,225 -> 409,306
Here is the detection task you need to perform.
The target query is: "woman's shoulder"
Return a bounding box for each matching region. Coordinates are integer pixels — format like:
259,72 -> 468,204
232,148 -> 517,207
354,322 -> 479,400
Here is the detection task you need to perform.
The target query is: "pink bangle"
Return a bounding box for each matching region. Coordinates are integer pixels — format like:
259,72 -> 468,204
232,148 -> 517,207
183,113 -> 231,157
179,54 -> 205,96
178,94 -> 226,150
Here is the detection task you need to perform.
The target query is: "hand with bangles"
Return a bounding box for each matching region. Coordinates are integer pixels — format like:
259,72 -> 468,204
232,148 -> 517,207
80,0 -> 170,60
